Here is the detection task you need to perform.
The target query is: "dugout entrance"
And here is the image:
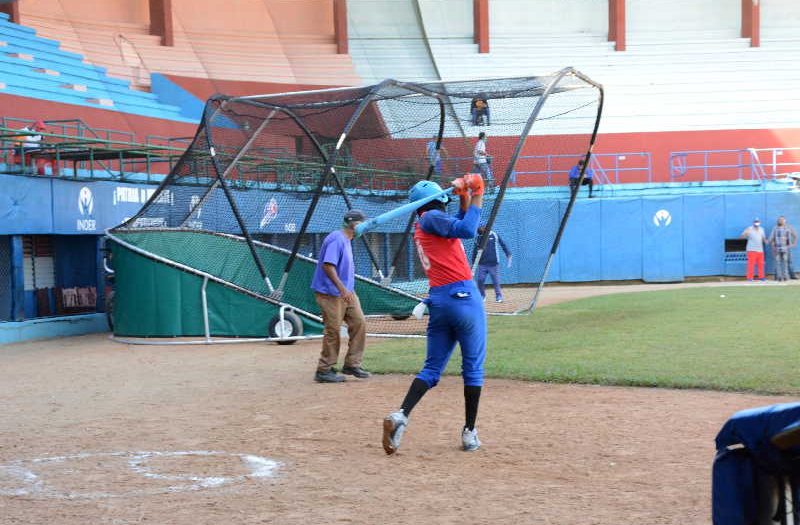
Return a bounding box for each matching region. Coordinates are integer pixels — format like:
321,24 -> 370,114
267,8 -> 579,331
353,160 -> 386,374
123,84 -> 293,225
106,69 -> 603,341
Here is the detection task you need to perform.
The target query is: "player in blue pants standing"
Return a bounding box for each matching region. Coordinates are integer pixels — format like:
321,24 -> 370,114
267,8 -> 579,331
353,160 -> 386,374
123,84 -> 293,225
382,173 -> 486,454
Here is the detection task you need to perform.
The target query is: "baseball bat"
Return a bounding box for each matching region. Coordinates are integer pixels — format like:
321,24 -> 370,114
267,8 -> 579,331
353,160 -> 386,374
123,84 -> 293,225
355,186 -> 454,237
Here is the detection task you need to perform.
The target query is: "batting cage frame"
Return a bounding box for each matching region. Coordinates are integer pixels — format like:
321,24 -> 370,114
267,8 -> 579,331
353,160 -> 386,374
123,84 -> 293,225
105,67 -> 603,343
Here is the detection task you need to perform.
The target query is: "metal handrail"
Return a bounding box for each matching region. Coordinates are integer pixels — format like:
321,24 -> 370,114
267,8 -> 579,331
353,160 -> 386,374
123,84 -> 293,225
746,149 -> 768,181
0,128 -> 186,181
668,147 -> 800,182
0,127 -> 186,152
145,135 -> 194,148
0,117 -> 135,143
114,33 -> 152,86
748,147 -> 800,179
511,152 -> 652,186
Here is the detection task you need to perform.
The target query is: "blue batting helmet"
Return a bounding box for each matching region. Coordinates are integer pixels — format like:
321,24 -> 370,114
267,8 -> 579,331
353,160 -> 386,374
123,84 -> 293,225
409,180 -> 449,203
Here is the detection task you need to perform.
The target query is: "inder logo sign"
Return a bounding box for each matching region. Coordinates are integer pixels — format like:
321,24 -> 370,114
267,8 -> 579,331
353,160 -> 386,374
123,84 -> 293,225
652,209 -> 672,228
77,186 -> 97,231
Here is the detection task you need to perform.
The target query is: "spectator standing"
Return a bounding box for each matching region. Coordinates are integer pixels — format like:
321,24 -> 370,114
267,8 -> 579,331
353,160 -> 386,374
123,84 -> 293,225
310,209 -> 370,383
784,217 -> 798,279
473,132 -> 493,187
475,224 -> 512,303
425,135 -> 447,177
740,218 -> 768,282
768,216 -> 792,282
568,158 -> 594,198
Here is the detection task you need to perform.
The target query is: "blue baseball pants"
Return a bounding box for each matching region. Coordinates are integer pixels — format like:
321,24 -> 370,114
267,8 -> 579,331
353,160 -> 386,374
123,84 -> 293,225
416,280 -> 487,388
475,263 -> 502,299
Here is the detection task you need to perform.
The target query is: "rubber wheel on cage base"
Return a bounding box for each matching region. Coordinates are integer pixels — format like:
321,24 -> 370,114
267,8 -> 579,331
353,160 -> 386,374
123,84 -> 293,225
268,311 -> 303,345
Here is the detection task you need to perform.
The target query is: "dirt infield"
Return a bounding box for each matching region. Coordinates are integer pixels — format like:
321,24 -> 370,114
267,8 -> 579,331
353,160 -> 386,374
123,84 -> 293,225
0,282 -> 796,524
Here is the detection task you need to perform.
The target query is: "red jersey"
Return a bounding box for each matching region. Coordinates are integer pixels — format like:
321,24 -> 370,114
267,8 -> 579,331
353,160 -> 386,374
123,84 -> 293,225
413,209 -> 476,287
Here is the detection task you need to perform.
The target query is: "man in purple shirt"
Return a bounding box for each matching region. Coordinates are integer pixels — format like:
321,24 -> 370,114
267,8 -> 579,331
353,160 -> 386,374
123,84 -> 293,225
311,209 -> 370,383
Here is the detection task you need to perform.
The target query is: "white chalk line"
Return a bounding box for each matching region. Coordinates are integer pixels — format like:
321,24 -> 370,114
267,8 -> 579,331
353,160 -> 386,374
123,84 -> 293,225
0,450 -> 281,499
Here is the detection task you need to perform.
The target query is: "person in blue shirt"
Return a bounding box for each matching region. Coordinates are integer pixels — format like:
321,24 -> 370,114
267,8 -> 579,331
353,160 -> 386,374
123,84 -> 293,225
310,209 -> 370,383
568,158 -> 594,198
475,224 -> 512,303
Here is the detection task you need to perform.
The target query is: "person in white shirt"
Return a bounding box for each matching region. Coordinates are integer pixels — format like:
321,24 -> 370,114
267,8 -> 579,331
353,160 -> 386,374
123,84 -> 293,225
740,217 -> 768,281
14,120 -> 46,167
472,132 -> 493,187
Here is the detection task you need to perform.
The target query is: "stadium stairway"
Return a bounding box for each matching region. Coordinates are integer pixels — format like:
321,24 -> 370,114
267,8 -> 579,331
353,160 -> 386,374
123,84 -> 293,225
0,13 -> 194,122
347,0 -> 439,83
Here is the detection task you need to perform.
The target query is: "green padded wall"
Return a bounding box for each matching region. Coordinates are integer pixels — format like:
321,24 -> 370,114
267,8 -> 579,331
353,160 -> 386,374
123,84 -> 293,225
111,239 -> 323,337
110,230 -> 417,337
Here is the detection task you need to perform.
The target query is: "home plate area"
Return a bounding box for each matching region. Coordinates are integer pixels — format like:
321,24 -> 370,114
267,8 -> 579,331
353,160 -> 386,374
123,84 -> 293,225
0,451 -> 281,499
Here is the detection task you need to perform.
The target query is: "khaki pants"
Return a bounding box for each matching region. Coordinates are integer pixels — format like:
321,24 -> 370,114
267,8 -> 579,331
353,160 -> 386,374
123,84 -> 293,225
315,292 -> 366,372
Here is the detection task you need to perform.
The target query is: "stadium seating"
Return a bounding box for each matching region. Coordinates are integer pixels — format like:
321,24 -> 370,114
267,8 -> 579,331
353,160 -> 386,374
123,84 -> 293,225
20,6 -> 362,89
0,13 -> 192,122
345,0 -> 800,134
426,33 -> 800,133
347,0 -> 438,83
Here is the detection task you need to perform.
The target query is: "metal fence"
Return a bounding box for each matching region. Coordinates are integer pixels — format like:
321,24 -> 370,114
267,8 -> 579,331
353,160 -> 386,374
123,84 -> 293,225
669,147 -> 800,182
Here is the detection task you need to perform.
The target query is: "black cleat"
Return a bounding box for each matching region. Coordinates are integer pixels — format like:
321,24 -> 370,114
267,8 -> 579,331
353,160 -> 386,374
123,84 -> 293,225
314,370 -> 346,383
341,366 -> 371,379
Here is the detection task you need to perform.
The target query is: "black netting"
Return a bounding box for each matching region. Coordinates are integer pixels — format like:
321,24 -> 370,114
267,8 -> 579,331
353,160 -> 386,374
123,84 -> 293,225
0,236 -> 11,321
112,69 -> 602,337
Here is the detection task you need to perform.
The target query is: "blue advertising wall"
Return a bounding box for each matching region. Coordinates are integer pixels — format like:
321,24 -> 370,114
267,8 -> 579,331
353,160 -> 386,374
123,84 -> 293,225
0,175 -> 157,235
554,191 -> 799,282
0,174 -> 798,283
641,196 -> 684,282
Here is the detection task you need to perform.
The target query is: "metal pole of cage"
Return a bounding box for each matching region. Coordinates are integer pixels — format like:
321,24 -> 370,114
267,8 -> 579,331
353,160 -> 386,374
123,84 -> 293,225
521,68 -> 605,314
271,79 -> 396,296
384,93 -> 446,283
201,107 -> 275,294
201,276 -> 211,342
179,108 -> 277,230
237,93 -> 391,292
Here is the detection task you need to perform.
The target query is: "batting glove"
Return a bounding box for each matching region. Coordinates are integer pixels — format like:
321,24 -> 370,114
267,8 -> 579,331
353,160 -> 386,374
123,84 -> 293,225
451,177 -> 469,197
463,173 -> 485,196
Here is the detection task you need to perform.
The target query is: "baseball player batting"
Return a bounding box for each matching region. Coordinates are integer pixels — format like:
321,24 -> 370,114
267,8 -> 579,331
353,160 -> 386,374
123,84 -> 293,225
382,173 -> 486,454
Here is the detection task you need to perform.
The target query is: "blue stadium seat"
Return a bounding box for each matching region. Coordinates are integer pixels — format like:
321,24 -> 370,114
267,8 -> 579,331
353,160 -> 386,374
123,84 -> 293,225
0,12 -> 196,123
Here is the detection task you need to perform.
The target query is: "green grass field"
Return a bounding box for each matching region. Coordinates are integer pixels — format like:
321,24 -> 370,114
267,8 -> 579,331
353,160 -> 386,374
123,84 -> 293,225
364,286 -> 800,395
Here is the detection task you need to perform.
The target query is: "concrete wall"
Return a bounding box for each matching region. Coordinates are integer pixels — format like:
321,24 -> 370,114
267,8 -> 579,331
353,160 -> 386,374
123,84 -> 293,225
490,0 -> 607,37
418,0 -> 473,39
348,0 -> 424,38
762,0 -> 800,38
627,0 -> 740,38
